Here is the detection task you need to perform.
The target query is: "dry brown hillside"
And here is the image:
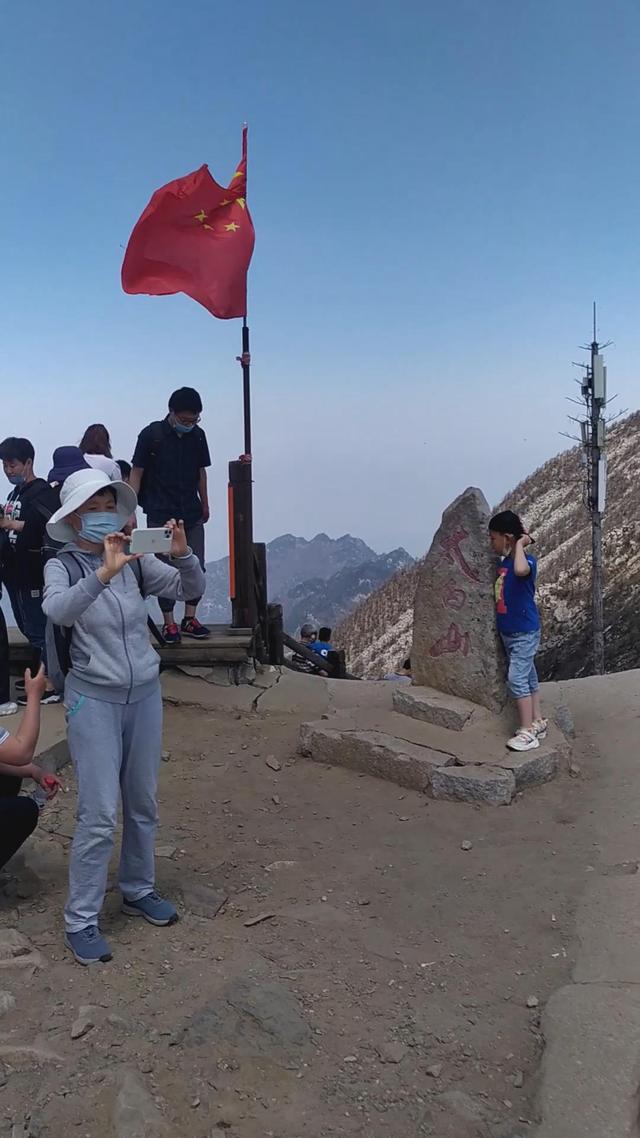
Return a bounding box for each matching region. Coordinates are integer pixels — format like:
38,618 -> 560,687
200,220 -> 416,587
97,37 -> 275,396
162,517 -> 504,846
335,562 -> 421,677
336,411 -> 640,680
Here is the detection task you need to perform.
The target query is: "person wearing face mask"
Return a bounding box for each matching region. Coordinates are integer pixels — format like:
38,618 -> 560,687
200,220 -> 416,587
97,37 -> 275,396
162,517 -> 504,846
42,467 -> 206,965
0,437 -> 61,705
130,388 -> 211,644
488,510 -> 546,753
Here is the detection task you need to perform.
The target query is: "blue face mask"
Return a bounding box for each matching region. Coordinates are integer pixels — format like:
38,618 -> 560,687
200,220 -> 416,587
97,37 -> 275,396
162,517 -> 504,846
172,419 -> 195,435
7,474 -> 25,486
79,512 -> 118,545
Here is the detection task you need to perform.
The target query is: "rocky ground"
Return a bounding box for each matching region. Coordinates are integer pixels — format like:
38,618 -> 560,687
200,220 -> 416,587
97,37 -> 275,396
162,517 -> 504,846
0,677 -> 592,1138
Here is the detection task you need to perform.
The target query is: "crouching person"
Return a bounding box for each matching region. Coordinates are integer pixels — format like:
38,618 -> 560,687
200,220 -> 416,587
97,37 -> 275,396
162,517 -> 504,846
42,468 -> 206,965
0,665 -> 61,875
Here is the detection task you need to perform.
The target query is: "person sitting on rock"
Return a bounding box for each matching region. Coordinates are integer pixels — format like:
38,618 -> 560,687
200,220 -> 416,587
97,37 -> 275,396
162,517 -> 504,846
489,510 -> 547,752
0,665 -> 61,876
291,623 -> 317,671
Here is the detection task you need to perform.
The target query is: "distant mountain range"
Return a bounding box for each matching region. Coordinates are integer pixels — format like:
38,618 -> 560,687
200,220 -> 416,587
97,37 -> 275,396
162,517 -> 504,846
198,532 -> 414,633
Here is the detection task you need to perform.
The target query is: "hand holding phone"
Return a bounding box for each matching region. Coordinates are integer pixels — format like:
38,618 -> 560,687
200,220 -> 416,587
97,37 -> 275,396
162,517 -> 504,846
128,527 -> 173,556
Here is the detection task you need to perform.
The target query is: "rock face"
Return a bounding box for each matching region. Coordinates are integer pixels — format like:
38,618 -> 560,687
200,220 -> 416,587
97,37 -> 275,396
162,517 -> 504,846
411,487 -> 506,713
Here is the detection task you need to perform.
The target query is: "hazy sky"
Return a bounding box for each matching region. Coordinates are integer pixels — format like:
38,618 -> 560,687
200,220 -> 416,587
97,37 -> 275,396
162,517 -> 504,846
2,0 -> 639,560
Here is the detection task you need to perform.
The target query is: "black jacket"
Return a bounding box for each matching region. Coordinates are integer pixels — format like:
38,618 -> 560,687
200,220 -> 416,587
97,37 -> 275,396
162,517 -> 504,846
1,479 -> 60,590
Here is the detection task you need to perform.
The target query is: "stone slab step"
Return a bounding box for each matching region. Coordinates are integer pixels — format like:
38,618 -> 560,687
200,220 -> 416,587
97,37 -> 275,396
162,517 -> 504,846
494,746 -> 561,789
431,764 -> 515,806
299,714 -> 562,803
308,705 -> 567,769
393,685 -> 479,731
299,723 -> 455,792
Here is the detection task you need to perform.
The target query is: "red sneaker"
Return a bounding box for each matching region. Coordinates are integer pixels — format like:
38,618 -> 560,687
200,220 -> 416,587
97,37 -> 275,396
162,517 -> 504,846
180,617 -> 210,640
162,622 -> 181,645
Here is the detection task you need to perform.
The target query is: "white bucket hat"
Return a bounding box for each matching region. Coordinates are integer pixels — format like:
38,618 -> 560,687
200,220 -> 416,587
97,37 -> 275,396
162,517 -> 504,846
46,468 -> 138,545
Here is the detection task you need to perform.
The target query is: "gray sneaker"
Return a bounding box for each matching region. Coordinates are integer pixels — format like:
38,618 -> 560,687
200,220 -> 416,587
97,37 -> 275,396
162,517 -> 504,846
65,926 -> 113,965
122,891 -> 178,926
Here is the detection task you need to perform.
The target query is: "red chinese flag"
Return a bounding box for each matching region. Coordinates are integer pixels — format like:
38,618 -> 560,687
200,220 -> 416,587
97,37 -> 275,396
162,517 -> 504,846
121,140 -> 255,320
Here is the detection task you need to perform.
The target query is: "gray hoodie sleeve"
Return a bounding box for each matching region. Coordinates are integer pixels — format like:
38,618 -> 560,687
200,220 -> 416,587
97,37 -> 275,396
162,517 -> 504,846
43,558 -> 108,628
138,550 -> 206,601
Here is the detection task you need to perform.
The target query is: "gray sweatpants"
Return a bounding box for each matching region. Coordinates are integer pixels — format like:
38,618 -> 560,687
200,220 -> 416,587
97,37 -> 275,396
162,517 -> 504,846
64,684 -> 163,933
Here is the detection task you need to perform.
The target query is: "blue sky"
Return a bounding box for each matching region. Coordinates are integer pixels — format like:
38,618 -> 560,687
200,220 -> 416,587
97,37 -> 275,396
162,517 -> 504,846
1,0 -> 639,559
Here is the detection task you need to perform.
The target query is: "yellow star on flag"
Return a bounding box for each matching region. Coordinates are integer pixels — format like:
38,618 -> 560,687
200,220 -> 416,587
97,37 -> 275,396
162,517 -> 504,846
194,209 -> 207,223
231,170 -> 243,181
225,222 -> 240,232
236,197 -> 246,210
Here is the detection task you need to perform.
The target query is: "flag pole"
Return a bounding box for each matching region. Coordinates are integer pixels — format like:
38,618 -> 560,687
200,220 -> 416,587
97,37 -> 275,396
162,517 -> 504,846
240,123 -> 252,460
229,123 -> 257,632
241,316 -> 251,458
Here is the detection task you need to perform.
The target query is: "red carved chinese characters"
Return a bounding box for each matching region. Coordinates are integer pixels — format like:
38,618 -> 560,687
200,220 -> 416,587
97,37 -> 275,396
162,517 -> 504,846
441,581 -> 466,611
439,526 -> 480,582
428,623 -> 470,658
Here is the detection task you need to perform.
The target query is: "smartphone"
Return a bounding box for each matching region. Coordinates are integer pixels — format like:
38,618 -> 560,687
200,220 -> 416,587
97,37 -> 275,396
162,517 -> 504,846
129,527 -> 172,556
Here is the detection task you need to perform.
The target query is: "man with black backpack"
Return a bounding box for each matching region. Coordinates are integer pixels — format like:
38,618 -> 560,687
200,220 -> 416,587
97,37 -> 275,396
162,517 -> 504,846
0,437 -> 61,704
130,388 -> 211,644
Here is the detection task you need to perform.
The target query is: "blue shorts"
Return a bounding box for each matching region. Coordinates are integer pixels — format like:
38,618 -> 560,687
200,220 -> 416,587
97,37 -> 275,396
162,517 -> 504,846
501,630 -> 541,700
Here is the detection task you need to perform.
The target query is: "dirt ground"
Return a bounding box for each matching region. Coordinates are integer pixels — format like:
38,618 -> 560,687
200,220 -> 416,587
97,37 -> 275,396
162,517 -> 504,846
0,686 -> 592,1138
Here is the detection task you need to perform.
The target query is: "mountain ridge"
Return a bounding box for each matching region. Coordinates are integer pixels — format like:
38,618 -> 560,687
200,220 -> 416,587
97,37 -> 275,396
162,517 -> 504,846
198,531 -> 413,632
336,411 -> 640,680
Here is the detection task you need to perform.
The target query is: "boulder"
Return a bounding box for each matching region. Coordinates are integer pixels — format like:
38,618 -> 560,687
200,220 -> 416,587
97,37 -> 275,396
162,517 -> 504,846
412,487 -> 506,713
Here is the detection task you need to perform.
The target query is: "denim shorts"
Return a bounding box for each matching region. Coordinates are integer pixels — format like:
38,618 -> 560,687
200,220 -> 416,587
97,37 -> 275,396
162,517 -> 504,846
501,630 -> 541,700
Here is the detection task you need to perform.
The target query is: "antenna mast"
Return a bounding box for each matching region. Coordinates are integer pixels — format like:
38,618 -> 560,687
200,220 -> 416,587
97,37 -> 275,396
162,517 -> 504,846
579,304 -> 608,674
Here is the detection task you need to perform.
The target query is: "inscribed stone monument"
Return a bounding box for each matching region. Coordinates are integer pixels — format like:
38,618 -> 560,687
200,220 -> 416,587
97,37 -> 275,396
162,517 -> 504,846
411,487 -> 507,713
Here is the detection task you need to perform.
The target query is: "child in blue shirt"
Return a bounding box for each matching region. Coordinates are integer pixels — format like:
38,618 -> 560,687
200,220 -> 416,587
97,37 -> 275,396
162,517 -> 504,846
308,626 -> 334,660
489,510 -> 546,752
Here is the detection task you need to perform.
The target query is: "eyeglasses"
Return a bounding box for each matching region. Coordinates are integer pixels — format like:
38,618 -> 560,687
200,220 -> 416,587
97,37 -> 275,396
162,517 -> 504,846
173,414 -> 201,426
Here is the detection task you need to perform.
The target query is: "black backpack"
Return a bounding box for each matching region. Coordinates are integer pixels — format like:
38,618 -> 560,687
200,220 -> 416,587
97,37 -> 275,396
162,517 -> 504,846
46,552 -> 165,692
138,421 -> 165,511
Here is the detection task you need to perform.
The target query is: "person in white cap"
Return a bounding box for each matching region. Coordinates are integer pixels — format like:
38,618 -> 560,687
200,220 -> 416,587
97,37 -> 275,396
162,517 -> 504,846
42,468 -> 205,966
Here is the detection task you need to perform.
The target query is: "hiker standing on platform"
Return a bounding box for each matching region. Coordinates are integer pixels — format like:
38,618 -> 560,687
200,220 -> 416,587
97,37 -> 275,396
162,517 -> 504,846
130,388 -> 211,644
42,467 -> 206,965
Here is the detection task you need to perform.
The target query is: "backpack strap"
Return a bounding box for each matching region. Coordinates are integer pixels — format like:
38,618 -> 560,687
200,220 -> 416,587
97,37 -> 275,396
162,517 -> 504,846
127,558 -> 166,650
49,552 -> 88,681
56,550 -> 88,587
147,421 -> 165,463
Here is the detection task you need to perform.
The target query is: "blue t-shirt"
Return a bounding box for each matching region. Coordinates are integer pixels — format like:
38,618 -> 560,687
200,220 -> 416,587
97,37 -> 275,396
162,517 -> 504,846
308,640 -> 333,659
495,554 -> 540,635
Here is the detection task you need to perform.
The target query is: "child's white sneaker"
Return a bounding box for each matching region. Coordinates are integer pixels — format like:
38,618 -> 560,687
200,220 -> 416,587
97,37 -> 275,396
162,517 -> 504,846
507,728 -> 540,752
532,718 -> 548,740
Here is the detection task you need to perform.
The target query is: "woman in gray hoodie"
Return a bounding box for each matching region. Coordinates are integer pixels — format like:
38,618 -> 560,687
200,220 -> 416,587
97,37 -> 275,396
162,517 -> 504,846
43,468 -> 206,965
